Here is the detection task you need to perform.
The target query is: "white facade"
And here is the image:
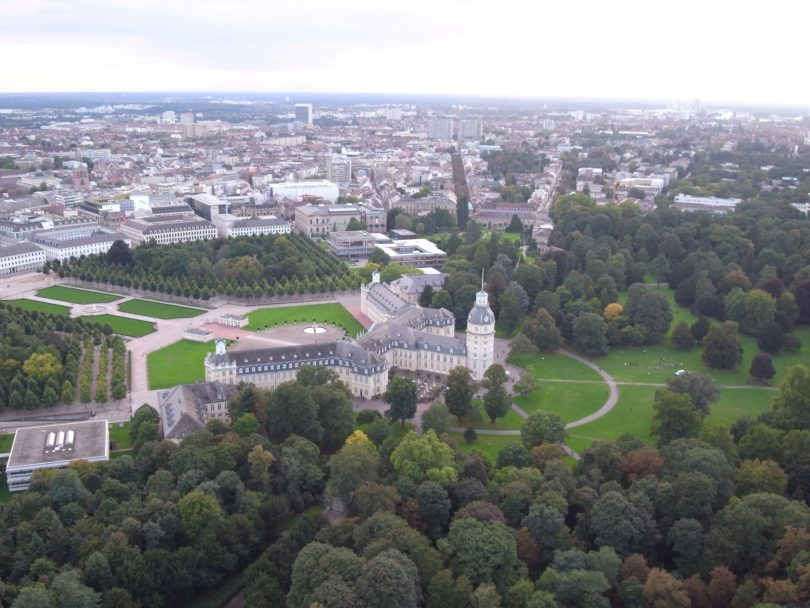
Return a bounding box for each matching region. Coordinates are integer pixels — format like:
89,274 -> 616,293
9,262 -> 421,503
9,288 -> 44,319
0,244 -> 46,275
429,118 -> 454,140
120,214 -> 218,246
465,289 -> 496,381
30,230 -> 130,262
326,155 -> 352,185
270,180 -> 339,203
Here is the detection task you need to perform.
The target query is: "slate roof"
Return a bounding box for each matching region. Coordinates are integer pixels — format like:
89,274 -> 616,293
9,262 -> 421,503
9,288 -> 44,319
159,381 -> 237,440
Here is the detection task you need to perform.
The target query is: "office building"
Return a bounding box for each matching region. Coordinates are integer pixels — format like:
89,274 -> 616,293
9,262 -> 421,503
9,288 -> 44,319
294,104 -> 313,125
458,120 -> 483,140
372,239 -> 447,268
120,214 -> 218,246
0,243 -> 46,276
673,194 -> 742,214
270,179 -> 339,203
186,193 -> 230,221
162,110 -> 176,124
428,118 -> 454,140
158,381 -> 237,440
6,420 -> 109,492
326,155 -> 352,185
179,112 -> 195,125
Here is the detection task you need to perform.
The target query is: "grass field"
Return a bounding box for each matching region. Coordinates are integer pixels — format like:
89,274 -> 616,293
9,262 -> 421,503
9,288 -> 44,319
449,431 -> 522,464
108,421 -> 131,450
81,314 -> 155,337
0,434 -> 13,453
118,299 -> 205,319
147,339 -> 217,389
6,298 -> 70,315
247,303 -> 364,336
468,399 -> 526,431
37,285 -> 120,304
517,381 -> 610,424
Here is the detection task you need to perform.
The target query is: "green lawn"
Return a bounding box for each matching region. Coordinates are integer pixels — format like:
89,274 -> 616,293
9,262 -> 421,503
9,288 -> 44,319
247,303 -> 364,336
467,399 -> 526,431
566,385 -> 658,455
449,432 -> 522,465
36,285 -> 120,304
509,352 -> 603,382
108,421 -> 131,450
81,314 -> 155,337
6,299 -> 70,315
0,434 -> 13,453
118,299 -> 205,319
516,381 -> 610,424
601,286 -> 810,387
147,339 -> 217,390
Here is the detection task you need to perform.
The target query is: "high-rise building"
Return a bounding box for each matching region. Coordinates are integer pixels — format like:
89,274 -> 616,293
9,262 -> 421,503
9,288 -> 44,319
162,111 -> 176,124
179,112 -> 195,125
458,120 -> 483,139
428,118 -> 454,140
294,104 -> 313,125
326,155 -> 352,185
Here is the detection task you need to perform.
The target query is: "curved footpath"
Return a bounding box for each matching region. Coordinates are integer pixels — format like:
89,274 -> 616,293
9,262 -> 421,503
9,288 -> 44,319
447,348 -> 621,459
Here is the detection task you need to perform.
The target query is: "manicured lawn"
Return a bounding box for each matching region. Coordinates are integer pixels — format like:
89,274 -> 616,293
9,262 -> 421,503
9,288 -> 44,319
6,298 -> 70,315
566,385 -> 657,455
108,421 -> 131,450
468,399 -> 526,431
0,434 -> 13,453
706,388 -> 774,428
118,299 -> 205,319
81,314 -> 155,337
509,352 -> 603,382
36,285 -> 120,304
605,286 -> 810,386
450,432 -> 522,465
565,384 -> 775,456
147,339 -> 216,390
516,381 -> 610,424
247,303 -> 363,336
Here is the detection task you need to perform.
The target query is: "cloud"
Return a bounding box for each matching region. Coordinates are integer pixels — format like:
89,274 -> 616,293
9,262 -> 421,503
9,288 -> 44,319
0,0 -> 807,105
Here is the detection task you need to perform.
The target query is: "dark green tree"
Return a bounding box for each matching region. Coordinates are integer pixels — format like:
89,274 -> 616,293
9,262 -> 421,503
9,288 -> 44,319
384,376 -> 418,427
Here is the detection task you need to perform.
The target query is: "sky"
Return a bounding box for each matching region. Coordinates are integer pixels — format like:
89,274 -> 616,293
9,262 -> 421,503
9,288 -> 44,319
1,0 -> 808,106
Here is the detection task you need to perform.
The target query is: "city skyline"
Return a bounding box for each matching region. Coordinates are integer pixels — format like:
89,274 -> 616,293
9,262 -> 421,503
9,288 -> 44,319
3,0 -> 809,107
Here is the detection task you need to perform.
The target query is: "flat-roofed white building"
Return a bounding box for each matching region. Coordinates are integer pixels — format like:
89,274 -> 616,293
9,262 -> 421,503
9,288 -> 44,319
30,228 -> 130,262
6,420 -> 109,491
211,213 -> 291,237
271,180 -> 339,203
0,242 -> 46,275
673,194 -> 742,214
120,214 -> 218,246
374,239 -> 447,268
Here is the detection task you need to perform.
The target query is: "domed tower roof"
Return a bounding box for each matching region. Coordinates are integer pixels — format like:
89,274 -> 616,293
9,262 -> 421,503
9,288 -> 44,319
467,271 -> 494,326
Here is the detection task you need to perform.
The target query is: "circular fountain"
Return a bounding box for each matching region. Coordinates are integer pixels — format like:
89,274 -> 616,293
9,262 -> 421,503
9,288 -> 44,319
82,304 -> 108,316
303,322 -> 327,335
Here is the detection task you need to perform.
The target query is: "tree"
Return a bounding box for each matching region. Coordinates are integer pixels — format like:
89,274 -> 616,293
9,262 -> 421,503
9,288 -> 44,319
524,309 -> 562,352
484,386 -> 510,424
498,291 -> 523,333
422,401 -> 451,434
390,430 -> 457,484
232,413 -> 260,437
327,439 -> 379,503
265,382 -> 323,444
521,411 -> 565,448
665,373 -> 718,416
757,322 -> 784,355
589,491 -> 659,559
506,214 -> 523,233
419,285 -> 434,308
644,569 -> 690,608
735,459 -> 787,496
346,218 -> 367,231
427,569 -> 474,608
749,352 -> 776,383
671,321 -> 695,351
702,322 -> 744,370
572,313 -> 608,357
772,365 -> 810,430
368,248 -> 391,266
177,489 -> 223,540
446,366 -> 475,422
691,317 -> 711,342
129,404 -> 160,451
106,240 -> 134,266
438,517 -> 522,591
384,376 -> 418,427
625,288 -> 673,343
457,198 -> 470,231
23,352 -> 62,382
513,367 -> 537,397
651,391 -> 703,446
417,481 -> 452,539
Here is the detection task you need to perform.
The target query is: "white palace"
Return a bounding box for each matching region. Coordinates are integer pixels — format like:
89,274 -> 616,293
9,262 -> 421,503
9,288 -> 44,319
204,272 -> 495,399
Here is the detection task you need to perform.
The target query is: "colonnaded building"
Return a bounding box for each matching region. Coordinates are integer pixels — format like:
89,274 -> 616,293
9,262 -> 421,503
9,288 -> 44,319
204,272 -> 495,398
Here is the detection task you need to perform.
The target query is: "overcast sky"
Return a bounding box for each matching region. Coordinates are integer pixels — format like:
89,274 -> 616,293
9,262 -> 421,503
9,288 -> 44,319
2,0 -> 808,106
